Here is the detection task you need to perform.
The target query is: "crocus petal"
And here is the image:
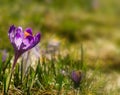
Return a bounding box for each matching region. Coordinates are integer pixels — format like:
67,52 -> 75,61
16,27 -> 22,33
8,25 -> 16,43
22,36 -> 34,50
34,33 -> 41,45
23,33 -> 41,51
14,33 -> 23,50
8,25 -> 15,34
16,27 -> 24,37
25,28 -> 33,35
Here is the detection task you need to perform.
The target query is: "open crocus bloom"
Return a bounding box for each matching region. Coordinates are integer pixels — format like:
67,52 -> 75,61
8,25 -> 41,69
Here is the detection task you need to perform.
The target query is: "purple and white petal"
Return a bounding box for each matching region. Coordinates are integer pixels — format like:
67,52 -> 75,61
14,33 -> 23,50
22,36 -> 34,50
16,27 -> 24,37
25,28 -> 33,35
8,25 -> 15,34
24,33 -> 40,51
8,25 -> 16,43
34,33 -> 41,45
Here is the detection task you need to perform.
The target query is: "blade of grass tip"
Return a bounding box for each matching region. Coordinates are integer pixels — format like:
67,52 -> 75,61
35,59 -> 40,75
0,59 -> 2,77
36,59 -> 42,75
21,59 -> 23,84
36,80 -> 45,90
29,67 -> 36,92
35,60 -> 45,90
3,73 -> 7,94
81,44 -> 84,70
5,69 -> 14,93
51,55 -> 56,76
23,69 -> 29,94
5,55 -> 17,93
14,64 -> 20,87
81,43 -> 87,72
57,75 -> 64,95
42,56 -> 47,75
3,55 -> 12,74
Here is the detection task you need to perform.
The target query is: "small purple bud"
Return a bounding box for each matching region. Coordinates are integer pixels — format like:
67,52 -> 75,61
71,70 -> 82,88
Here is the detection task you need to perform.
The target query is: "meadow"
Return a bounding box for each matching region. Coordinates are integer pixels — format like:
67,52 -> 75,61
0,0 -> 120,94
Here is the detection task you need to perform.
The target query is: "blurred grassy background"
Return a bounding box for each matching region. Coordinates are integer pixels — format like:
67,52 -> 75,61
0,0 -> 120,68
0,0 -> 120,94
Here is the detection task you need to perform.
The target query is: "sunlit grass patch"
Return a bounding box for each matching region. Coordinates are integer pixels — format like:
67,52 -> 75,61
0,42 -> 109,94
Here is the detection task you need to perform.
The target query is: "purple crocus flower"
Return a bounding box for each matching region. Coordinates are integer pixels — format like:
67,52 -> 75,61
8,25 -> 41,69
71,70 -> 82,88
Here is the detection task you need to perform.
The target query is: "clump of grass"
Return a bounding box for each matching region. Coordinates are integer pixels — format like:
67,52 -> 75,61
0,43 -> 107,94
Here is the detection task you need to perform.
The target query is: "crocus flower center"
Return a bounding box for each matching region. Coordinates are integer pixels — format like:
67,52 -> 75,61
24,31 -> 31,37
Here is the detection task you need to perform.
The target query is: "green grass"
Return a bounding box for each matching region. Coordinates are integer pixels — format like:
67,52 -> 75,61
0,45 -> 108,95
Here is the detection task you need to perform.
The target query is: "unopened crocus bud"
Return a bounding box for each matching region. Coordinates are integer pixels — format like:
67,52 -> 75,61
71,70 -> 82,88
